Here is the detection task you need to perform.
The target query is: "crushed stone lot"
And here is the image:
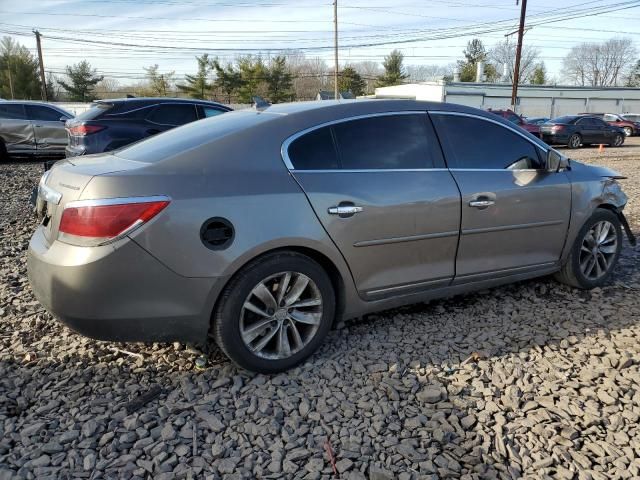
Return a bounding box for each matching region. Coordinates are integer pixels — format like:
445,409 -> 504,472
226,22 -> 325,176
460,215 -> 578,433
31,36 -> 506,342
1,140 -> 640,480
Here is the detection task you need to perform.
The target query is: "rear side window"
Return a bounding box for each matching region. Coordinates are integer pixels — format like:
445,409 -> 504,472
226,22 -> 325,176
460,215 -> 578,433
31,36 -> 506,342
332,115 -> 436,170
147,104 -> 198,125
203,107 -> 225,118
288,126 -> 338,170
432,114 -> 543,170
0,104 -> 26,119
26,105 -> 64,121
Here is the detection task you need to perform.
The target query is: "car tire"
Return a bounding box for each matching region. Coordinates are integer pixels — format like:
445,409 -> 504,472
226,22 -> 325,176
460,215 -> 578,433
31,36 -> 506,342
567,133 -> 581,149
623,127 -> 632,137
611,134 -> 624,147
212,251 -> 335,373
555,209 -> 623,289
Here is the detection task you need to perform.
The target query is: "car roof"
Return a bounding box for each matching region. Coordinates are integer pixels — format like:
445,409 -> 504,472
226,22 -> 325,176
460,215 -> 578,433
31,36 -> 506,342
95,97 -> 230,108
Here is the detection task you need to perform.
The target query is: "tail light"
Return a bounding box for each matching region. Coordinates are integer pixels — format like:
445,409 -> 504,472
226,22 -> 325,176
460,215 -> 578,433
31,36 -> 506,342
67,125 -> 105,136
58,196 -> 170,246
551,125 -> 565,133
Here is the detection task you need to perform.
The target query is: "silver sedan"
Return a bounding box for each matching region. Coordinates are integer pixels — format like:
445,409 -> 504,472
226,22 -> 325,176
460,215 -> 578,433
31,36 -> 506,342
27,100 -> 634,372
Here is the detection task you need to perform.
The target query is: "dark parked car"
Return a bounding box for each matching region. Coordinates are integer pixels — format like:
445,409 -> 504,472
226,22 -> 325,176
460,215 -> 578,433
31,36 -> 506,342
541,115 -> 625,149
578,113 -> 639,137
65,98 -> 231,157
487,108 -> 541,137
0,101 -> 73,161
525,116 -> 550,125
29,100 -> 634,372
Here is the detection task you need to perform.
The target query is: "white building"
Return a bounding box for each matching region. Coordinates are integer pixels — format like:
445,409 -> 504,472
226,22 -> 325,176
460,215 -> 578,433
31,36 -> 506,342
374,81 -> 640,117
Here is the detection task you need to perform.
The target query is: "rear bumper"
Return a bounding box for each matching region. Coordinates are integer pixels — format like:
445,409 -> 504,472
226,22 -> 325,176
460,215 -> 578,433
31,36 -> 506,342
27,227 -> 225,343
541,133 -> 570,144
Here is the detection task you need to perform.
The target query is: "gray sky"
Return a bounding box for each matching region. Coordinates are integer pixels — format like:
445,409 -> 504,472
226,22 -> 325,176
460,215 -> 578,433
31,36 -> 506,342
1,0 -> 639,84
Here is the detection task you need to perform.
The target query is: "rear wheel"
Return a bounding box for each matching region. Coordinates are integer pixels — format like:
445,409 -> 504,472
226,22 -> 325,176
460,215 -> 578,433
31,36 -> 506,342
567,133 -> 581,149
212,251 -> 335,373
555,209 -> 622,289
623,126 -> 632,137
612,134 -> 624,147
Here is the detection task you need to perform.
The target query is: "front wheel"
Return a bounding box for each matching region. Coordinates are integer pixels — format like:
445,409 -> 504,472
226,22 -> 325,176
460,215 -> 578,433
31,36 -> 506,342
567,133 -> 581,149
555,209 -> 623,289
212,251 -> 335,373
623,127 -> 632,137
611,134 -> 624,147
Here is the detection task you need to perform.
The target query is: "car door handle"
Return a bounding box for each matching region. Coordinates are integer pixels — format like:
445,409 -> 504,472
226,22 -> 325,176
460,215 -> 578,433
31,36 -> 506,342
469,199 -> 495,208
328,205 -> 363,216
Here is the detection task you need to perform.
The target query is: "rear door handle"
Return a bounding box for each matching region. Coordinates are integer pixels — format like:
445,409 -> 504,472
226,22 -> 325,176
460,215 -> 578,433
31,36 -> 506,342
469,199 -> 495,208
328,205 -> 363,216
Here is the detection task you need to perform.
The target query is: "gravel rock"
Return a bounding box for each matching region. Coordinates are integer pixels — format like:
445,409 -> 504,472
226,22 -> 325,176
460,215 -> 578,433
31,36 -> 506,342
1,148 -> 640,478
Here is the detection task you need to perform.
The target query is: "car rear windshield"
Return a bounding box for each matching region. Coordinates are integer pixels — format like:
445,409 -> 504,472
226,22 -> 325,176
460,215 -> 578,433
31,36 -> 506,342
74,102 -> 113,121
114,110 -> 274,163
550,116 -> 576,124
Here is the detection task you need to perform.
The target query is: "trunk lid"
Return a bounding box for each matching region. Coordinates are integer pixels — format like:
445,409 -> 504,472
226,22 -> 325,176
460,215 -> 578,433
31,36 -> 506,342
36,154 -> 147,243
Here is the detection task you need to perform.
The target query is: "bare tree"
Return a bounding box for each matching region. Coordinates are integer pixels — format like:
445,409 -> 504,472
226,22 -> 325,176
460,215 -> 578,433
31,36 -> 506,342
405,64 -> 455,83
94,77 -> 121,99
285,52 -> 329,100
489,39 -> 540,83
563,38 -> 637,87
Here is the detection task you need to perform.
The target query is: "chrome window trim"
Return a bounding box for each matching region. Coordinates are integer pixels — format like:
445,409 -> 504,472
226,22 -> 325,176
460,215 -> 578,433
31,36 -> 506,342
280,110 -> 430,171
293,168 -> 450,173
64,195 -> 171,210
429,110 -> 550,152
105,104 -> 158,117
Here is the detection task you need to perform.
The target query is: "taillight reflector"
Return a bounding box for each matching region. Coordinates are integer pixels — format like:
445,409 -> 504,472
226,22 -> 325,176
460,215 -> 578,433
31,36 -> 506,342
59,197 -> 169,246
551,125 -> 565,133
68,125 -> 105,136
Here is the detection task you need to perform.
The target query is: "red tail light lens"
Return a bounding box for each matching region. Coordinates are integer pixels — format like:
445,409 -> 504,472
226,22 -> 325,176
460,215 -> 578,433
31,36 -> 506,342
68,125 -> 105,136
59,197 -> 170,246
551,125 -> 565,133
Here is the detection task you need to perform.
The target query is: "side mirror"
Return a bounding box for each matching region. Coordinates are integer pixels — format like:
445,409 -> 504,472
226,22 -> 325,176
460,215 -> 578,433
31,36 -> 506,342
547,149 -> 569,172
59,116 -> 68,123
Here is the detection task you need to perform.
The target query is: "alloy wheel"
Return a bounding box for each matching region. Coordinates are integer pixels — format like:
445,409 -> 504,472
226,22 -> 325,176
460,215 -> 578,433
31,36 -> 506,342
613,135 -> 624,147
579,220 -> 618,280
623,127 -> 632,137
569,135 -> 580,148
240,272 -> 323,360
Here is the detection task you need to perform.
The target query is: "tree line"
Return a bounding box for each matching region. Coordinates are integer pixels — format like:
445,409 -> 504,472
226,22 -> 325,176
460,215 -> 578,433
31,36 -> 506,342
1,35 -> 639,104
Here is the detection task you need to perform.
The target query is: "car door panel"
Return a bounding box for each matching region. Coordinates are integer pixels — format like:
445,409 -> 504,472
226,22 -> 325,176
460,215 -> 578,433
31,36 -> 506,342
431,112 -> 571,281
292,171 -> 461,297
25,105 -> 69,152
0,104 -> 35,153
450,170 -> 571,281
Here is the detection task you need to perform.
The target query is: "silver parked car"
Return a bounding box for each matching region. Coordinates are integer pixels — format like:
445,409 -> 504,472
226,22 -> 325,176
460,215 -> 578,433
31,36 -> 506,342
0,101 -> 73,160
28,100 -> 634,372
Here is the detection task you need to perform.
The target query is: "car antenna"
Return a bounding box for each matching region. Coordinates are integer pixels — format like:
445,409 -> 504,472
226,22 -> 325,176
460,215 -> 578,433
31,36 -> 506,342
252,96 -> 271,111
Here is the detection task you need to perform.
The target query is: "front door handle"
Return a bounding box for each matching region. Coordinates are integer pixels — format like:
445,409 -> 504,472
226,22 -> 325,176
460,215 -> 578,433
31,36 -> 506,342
328,204 -> 363,217
469,199 -> 495,208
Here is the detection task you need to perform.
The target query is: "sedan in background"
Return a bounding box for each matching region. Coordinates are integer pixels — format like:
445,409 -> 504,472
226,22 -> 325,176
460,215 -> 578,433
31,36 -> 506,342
525,117 -> 550,125
0,101 -> 73,161
579,113 -> 639,137
622,113 -> 640,123
487,108 -> 541,137
64,97 -> 231,157
540,115 -> 625,149
28,100 -> 633,372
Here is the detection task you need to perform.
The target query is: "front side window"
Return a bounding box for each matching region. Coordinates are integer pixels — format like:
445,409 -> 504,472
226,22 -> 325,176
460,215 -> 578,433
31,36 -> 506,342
332,114 -> 437,170
0,104 -> 26,120
26,105 -> 64,121
603,114 -> 618,122
203,107 -> 225,118
432,114 -> 543,170
147,104 -> 198,125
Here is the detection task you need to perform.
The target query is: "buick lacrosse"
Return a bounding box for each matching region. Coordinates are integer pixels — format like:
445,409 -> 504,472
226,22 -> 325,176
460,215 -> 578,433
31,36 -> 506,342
28,100 -> 634,372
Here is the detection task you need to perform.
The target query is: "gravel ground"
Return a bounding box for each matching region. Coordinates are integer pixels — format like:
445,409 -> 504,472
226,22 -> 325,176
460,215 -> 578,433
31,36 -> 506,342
1,140 -> 639,480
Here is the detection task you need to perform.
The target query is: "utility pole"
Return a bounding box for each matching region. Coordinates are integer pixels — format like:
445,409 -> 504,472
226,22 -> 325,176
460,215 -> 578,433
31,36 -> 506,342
333,0 -> 339,100
510,0 -> 527,111
7,61 -> 14,100
34,30 -> 48,101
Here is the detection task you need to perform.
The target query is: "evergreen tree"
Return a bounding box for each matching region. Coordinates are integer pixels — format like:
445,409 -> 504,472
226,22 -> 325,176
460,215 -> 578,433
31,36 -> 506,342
265,56 -> 294,103
376,50 -> 408,87
58,61 -> 103,101
211,59 -> 243,103
457,39 -> 497,82
338,66 -> 366,96
0,36 -> 41,100
627,59 -> 640,87
142,64 -> 175,96
236,56 -> 267,103
531,62 -> 547,85
177,54 -> 212,99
